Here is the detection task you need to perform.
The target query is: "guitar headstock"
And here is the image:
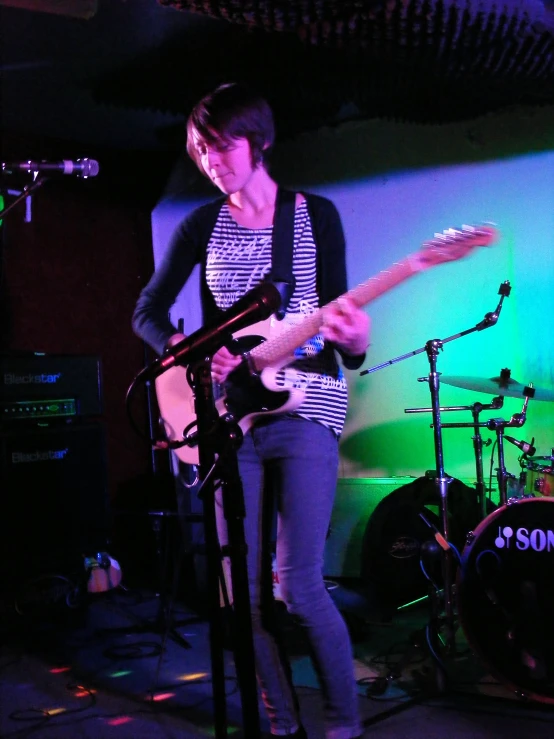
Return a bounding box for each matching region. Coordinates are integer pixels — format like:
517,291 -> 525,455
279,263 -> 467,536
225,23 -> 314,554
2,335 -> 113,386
413,224 -> 499,270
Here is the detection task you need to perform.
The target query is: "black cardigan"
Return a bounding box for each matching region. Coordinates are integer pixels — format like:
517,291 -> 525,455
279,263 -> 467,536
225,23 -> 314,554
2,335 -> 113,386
132,192 -> 364,368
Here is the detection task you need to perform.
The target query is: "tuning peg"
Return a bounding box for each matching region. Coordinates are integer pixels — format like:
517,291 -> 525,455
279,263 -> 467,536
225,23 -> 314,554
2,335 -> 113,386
458,224 -> 489,239
441,229 -> 460,242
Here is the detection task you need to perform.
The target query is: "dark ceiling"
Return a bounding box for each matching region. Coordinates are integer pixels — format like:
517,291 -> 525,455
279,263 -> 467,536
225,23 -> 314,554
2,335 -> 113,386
2,0 -> 554,160
103,0 -> 554,137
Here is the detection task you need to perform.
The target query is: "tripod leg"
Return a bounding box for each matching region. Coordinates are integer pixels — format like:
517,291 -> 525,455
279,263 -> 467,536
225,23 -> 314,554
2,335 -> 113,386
148,513 -> 193,650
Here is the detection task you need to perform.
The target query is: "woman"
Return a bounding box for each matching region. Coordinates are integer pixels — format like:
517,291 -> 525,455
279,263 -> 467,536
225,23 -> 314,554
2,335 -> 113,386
133,82 -> 369,739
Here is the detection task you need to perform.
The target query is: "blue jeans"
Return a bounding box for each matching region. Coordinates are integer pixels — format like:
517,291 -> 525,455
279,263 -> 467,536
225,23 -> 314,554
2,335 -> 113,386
216,416 -> 361,739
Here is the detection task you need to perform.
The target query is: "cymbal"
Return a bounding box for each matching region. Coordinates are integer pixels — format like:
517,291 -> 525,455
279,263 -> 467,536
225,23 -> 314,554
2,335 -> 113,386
440,374 -> 554,402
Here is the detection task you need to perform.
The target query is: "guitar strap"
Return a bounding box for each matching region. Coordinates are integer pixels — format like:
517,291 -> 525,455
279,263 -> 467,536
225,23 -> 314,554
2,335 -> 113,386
270,187 -> 297,320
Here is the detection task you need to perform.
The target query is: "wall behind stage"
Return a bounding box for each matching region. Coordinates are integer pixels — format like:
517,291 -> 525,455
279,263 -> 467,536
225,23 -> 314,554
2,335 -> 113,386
152,105 -> 554,486
1,178 -> 157,502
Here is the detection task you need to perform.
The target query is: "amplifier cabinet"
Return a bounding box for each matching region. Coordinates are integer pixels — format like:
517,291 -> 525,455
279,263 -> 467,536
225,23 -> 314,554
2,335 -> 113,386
324,477 -> 414,578
0,422 -> 109,588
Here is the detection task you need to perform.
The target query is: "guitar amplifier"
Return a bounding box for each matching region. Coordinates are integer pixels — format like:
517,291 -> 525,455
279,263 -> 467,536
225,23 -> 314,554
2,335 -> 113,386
0,353 -> 103,422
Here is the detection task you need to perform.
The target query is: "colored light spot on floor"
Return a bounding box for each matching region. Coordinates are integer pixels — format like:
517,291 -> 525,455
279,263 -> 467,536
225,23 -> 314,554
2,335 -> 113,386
105,716 -> 134,726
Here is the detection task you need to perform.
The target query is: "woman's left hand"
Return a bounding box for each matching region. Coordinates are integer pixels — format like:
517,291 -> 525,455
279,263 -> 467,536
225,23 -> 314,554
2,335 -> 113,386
211,345 -> 242,384
321,297 -> 371,357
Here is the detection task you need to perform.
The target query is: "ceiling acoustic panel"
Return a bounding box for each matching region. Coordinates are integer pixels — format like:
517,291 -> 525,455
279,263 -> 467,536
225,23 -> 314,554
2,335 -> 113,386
90,0 -> 554,131
157,0 -> 554,77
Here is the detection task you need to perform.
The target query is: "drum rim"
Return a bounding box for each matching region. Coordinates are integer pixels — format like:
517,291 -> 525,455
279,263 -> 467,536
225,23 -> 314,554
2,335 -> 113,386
457,496 -> 554,704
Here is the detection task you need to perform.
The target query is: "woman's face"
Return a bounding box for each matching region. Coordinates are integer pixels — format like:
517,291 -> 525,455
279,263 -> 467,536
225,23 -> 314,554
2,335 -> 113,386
192,131 -> 258,194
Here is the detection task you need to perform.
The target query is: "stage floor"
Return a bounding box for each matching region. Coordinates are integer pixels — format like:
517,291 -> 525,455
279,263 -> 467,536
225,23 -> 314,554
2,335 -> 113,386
1,579 -> 553,739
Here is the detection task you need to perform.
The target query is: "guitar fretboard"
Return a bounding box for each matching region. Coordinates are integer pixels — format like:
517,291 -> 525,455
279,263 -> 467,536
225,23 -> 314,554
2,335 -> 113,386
250,257 -> 418,371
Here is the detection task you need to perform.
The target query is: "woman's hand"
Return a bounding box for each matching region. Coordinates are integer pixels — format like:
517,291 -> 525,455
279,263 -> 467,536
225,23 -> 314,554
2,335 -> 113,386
166,332 -> 186,349
211,345 -> 241,384
166,332 -> 240,384
321,297 -> 371,357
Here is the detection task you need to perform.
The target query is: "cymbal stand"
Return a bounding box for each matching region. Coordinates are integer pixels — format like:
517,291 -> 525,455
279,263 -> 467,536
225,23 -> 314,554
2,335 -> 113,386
469,399 -> 501,517
406,395 -> 504,520
441,388 -> 535,506
360,281 -> 511,686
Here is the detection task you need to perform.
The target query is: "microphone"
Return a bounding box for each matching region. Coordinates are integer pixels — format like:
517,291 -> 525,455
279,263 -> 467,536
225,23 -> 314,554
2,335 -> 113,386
1,159 -> 100,178
505,435 -> 536,457
146,282 -> 282,379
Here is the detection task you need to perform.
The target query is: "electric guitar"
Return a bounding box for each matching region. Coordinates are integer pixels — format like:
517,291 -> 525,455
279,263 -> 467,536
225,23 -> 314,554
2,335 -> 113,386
155,224 -> 498,464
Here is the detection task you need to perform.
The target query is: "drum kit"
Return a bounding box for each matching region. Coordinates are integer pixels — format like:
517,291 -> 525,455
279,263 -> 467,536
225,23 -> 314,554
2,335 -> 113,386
363,282 -> 554,703
435,370 -> 554,704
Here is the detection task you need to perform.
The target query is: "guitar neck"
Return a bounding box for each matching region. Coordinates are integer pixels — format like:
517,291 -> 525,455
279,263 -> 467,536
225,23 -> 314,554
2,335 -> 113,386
250,256 -> 418,371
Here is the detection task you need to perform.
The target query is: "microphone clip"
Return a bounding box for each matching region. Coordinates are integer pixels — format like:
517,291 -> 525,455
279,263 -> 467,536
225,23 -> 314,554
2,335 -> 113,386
476,280 -> 511,331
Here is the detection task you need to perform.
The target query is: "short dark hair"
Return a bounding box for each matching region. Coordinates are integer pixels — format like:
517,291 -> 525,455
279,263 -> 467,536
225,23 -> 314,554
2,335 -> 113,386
186,82 -> 275,170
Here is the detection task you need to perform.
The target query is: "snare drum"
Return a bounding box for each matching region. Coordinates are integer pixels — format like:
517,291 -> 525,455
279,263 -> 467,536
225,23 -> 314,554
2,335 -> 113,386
457,497 -> 554,702
525,456 -> 554,497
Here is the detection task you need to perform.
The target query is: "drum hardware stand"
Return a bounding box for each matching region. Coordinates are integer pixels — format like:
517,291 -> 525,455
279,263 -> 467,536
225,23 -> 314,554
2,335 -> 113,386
469,398 -> 502,517
360,281 -> 510,708
441,387 -> 535,507
406,395 -> 504,520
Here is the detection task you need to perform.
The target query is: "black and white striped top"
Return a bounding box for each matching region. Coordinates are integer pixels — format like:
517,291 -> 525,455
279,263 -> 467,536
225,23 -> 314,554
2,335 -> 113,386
205,200 -> 348,437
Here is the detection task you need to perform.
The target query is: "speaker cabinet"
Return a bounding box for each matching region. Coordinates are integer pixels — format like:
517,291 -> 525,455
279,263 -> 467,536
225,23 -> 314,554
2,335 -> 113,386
324,477 -> 412,578
0,422 -> 109,589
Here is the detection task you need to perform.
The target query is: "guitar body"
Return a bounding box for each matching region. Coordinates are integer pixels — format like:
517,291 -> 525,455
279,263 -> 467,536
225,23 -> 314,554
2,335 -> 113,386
155,321 -> 304,465
154,224 -> 498,466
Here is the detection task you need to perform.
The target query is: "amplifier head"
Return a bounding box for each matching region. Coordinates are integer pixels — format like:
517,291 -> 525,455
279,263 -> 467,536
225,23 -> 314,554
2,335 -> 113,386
0,353 -> 103,420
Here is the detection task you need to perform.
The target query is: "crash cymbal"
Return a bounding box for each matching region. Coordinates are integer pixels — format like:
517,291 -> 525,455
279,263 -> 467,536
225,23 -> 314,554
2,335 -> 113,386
441,374 -> 554,401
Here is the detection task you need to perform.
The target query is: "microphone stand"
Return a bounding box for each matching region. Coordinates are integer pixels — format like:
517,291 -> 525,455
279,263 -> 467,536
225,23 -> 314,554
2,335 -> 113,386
127,285 -> 280,739
359,281 -> 510,693
0,174 -> 47,221
186,357 -> 261,739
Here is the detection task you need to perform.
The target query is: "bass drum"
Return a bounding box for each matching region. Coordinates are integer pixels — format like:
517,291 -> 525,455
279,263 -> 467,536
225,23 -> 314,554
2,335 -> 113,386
457,497 -> 554,703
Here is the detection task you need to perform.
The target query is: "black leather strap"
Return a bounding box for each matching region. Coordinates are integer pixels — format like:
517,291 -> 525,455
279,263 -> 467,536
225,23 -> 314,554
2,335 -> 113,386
270,188 -> 297,320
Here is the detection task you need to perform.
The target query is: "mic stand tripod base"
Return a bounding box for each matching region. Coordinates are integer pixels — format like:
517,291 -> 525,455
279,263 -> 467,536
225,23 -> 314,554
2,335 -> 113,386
96,601 -> 195,651
97,510 -> 203,651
